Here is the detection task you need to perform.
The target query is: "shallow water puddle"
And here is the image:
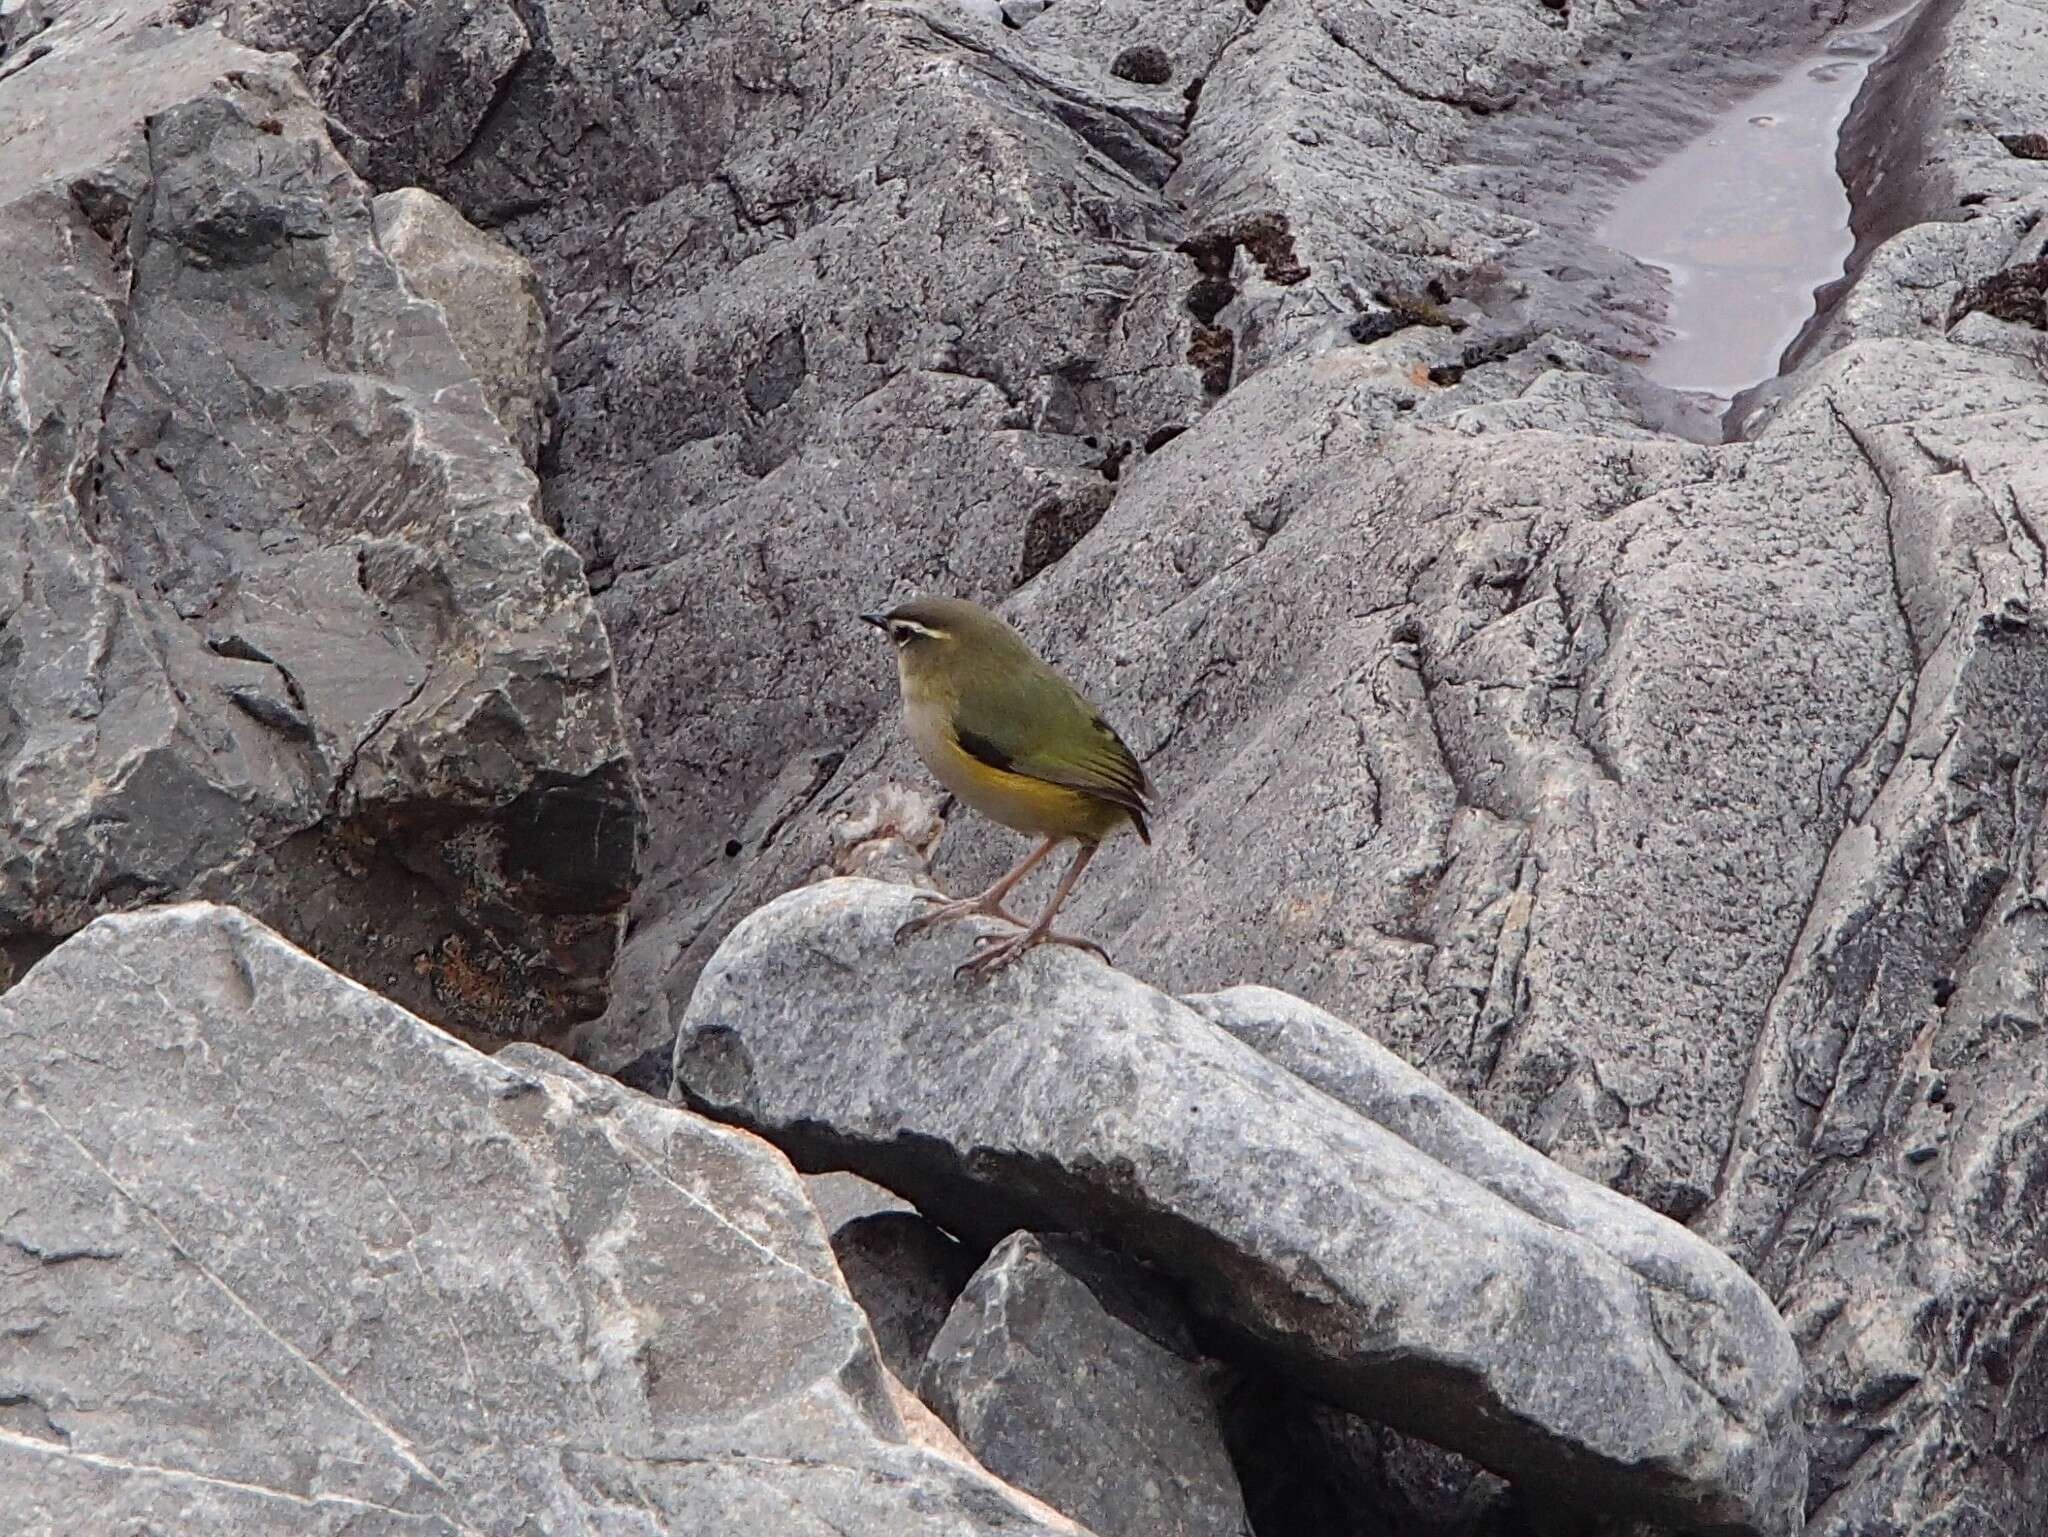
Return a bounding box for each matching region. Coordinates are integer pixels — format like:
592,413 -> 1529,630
1597,8 -> 1914,409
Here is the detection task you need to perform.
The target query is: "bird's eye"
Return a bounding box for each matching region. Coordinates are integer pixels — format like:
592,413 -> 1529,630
889,625 -> 914,648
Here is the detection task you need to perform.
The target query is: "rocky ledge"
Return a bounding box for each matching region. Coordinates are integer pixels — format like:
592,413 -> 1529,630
677,877 -> 1807,1536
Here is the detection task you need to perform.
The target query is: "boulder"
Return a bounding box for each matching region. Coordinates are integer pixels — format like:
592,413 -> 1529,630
0,1 -> 640,1038
919,1232 -> 1250,1537
372,187 -> 554,467
675,878 -> 1807,1536
0,902 -> 1086,1537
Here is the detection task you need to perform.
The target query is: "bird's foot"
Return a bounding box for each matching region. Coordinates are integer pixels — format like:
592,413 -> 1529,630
955,927 -> 1110,977
895,892 -> 1026,943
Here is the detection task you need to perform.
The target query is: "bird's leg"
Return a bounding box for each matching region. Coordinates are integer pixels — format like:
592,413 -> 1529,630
896,837 -> 1060,941
956,841 -> 1104,976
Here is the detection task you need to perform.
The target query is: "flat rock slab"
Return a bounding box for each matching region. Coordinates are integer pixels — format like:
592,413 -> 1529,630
0,902 -> 1085,1537
676,878 -> 1806,1536
921,1232 -> 1250,1537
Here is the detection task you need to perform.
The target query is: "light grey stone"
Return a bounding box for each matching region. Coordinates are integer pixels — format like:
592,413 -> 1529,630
0,0 -> 640,1038
676,878 -> 1807,1536
0,902 -> 1086,1537
374,187 -> 553,466
805,1168 -> 917,1231
919,1232 -> 1249,1537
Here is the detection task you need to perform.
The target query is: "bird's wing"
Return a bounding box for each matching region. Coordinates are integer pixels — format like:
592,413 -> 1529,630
951,667 -> 1154,842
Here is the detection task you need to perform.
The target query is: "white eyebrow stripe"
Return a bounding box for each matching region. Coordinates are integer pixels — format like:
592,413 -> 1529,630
890,620 -> 946,639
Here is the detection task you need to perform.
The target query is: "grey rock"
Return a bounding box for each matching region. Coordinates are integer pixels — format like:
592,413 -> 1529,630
833,1211 -> 977,1384
0,1 -> 640,1037
676,878 -> 1807,1536
222,0 -> 533,193
0,902 -> 1086,1536
801,1171 -> 979,1385
805,1168 -> 918,1230
374,187 -> 554,466
631,5 -> 2048,1517
919,1232 -> 1248,1537
132,0 -> 2048,1526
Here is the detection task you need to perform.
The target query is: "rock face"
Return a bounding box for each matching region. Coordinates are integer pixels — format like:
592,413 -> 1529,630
200,0 -> 1907,1068
676,878 -> 1807,1537
9,0 -> 2048,1528
0,902 -> 1085,1537
920,1232 -> 1250,1537
0,1 -> 640,1037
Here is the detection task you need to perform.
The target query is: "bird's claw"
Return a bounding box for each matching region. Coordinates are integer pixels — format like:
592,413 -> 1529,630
955,936 -> 1029,978
955,928 -> 1110,977
1053,933 -> 1112,965
893,911 -> 945,943
896,896 -> 1015,944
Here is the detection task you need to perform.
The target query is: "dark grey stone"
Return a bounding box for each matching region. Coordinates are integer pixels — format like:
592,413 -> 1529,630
919,1232 -> 1248,1537
1218,1373 -> 1514,1537
833,1211 -> 977,1384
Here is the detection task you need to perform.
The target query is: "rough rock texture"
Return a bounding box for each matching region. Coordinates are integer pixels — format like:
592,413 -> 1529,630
182,0 -> 1955,1068
919,1232 -> 1250,1537
0,0 -> 640,1038
16,0 -> 2048,1528
606,0 -> 2045,1526
372,186 -> 554,467
677,878 -> 1807,1537
0,902 -> 1085,1536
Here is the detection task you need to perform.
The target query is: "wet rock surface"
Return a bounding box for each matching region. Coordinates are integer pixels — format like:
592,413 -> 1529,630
0,903 -> 1084,1537
0,0 -> 640,1039
678,878 -> 1808,1537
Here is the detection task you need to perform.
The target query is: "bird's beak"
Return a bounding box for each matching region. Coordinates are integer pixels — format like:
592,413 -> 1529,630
859,612 -> 889,632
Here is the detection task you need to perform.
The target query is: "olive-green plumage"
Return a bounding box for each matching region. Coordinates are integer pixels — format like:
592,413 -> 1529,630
861,596 -> 1153,975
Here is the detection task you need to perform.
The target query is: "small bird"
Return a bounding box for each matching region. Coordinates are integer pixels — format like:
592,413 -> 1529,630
861,596 -> 1153,976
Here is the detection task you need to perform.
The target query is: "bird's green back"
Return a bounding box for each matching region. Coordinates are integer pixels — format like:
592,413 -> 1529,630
948,638 -> 1153,841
